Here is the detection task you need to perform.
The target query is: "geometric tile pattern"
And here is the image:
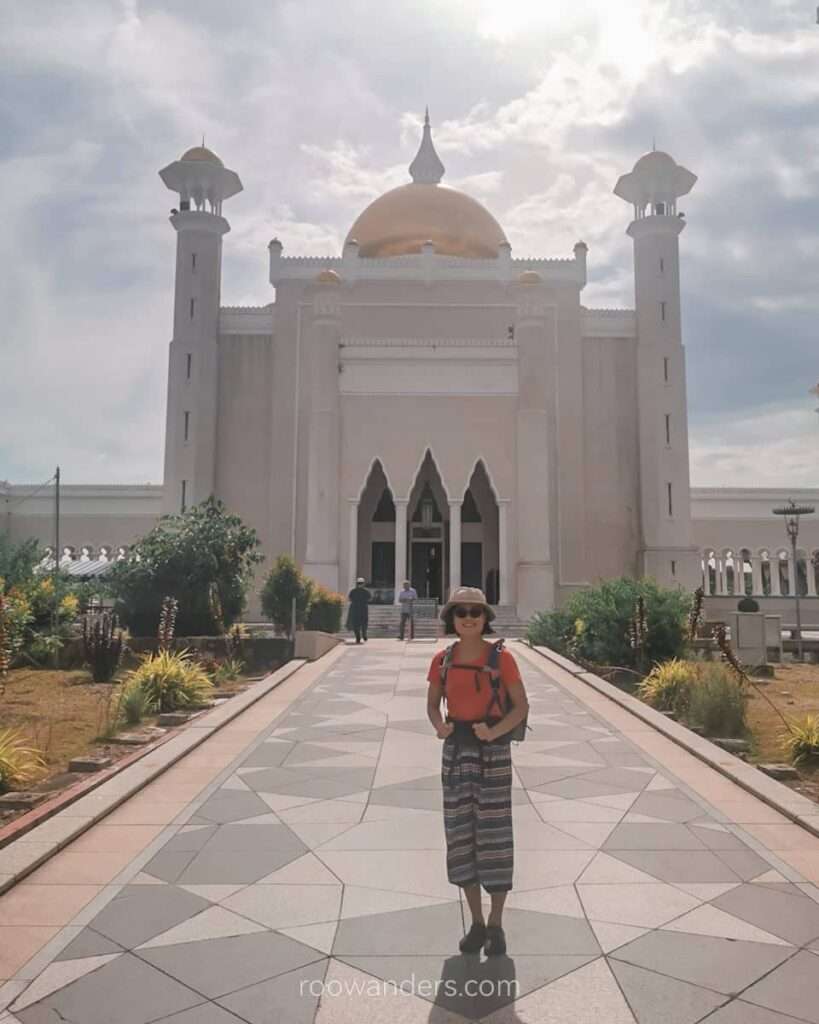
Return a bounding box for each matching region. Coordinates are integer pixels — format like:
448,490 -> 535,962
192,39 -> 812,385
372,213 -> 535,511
8,640 -> 819,1022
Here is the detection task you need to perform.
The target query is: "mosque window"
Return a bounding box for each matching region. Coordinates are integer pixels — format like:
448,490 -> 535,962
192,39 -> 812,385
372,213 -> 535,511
186,353 -> 192,379
660,257 -> 664,274
660,301 -> 666,322
192,252 -> 197,271
665,414 -> 671,446
667,482 -> 673,517
181,480 -> 187,512
671,560 -> 677,576
190,298 -> 195,319
184,411 -> 190,442
664,357 -> 670,382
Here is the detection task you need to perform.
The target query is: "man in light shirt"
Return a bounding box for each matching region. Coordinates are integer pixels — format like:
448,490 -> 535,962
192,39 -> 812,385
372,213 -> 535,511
398,579 -> 418,640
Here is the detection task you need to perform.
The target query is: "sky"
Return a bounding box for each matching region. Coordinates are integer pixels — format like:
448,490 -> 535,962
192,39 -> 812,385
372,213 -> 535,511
1,0 -> 818,489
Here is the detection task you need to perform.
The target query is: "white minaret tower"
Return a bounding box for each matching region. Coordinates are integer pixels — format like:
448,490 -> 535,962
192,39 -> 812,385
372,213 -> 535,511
158,145 -> 242,514
614,150 -> 700,589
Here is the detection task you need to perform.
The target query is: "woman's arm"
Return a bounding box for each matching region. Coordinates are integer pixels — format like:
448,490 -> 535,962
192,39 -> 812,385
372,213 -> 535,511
473,679 -> 529,741
427,678 -> 453,738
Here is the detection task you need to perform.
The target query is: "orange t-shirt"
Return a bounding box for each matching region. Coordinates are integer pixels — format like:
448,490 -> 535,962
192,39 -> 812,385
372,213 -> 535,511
427,643 -> 522,722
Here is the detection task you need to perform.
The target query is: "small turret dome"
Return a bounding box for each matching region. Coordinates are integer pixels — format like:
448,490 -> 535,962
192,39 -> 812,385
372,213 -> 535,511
518,270 -> 542,284
180,146 -> 224,168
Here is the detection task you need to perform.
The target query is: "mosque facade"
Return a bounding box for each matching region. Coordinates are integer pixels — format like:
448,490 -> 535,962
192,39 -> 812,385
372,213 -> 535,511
4,117 -> 819,618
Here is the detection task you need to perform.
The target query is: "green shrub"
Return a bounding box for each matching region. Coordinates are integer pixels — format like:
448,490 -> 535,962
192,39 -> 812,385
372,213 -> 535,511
126,649 -> 214,713
119,679 -> 151,725
261,556 -> 313,637
527,577 -> 691,669
213,656 -> 244,685
637,658 -> 695,718
687,663 -> 747,738
107,497 -> 264,636
305,585 -> 344,633
783,715 -> 819,765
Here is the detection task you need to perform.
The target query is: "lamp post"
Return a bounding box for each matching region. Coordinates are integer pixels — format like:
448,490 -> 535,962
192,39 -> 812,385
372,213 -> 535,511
773,499 -> 815,661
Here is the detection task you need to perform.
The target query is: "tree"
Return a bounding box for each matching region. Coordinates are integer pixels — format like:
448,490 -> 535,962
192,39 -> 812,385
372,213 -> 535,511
261,555 -> 313,637
107,497 -> 263,636
0,535 -> 41,591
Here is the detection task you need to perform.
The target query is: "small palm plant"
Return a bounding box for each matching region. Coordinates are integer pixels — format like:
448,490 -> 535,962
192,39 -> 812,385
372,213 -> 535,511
637,658 -> 696,718
127,649 -> 214,714
783,715 -> 819,765
0,728 -> 46,792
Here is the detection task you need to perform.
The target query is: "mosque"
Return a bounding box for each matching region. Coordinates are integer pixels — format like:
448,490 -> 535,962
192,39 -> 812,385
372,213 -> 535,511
3,116 -> 818,620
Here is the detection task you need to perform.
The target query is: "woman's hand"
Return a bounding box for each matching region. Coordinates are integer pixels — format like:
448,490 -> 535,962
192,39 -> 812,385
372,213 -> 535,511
472,722 -> 496,742
435,722 -> 454,739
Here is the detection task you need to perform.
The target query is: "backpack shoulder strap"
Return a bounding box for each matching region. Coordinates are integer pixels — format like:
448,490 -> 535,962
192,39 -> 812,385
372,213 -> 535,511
487,639 -> 505,683
439,643 -> 457,690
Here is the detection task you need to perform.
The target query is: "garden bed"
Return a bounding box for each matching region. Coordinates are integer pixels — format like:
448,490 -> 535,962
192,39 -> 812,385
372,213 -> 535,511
744,661 -> 819,802
0,666 -> 262,831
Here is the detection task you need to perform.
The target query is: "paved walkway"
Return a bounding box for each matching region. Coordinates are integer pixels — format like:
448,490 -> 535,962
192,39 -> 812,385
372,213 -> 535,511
4,641 -> 819,1022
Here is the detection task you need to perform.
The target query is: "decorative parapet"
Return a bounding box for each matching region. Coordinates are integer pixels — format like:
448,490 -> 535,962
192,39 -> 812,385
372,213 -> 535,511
582,307 -> 637,339
340,336 -> 516,349
219,305 -> 275,336
269,245 -> 585,286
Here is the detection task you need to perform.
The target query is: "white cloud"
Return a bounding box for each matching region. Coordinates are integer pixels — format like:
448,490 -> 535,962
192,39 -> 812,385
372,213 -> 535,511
1,0 -> 818,488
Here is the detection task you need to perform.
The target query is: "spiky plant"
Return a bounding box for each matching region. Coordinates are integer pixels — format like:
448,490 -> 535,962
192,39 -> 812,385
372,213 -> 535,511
82,611 -> 124,683
783,715 -> 819,765
688,586 -> 705,641
157,596 -> 179,650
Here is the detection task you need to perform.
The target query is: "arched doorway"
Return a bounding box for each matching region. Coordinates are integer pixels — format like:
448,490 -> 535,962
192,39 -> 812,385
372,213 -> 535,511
462,461 -> 500,602
356,460 -> 395,602
407,452 -> 448,601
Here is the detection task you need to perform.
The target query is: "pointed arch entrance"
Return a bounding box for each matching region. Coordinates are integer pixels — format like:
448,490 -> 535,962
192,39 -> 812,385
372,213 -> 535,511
355,460 -> 395,602
407,451 -> 448,600
461,460 -> 500,602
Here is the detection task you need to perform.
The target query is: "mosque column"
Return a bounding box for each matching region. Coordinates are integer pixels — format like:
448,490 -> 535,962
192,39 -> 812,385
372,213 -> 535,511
448,500 -> 462,595
303,274 -> 341,589
751,554 -> 763,597
394,499 -> 408,604
514,285 -> 555,618
498,499 -> 510,606
770,558 -> 782,597
787,554 -> 796,597
348,500 -> 359,587
807,556 -> 818,598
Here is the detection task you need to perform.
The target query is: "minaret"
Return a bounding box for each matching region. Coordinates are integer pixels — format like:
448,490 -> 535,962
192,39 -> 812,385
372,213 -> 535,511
158,145 -> 242,514
614,150 -> 700,589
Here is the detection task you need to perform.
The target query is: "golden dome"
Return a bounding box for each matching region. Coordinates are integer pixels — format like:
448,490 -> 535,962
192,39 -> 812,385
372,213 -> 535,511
316,268 -> 341,284
180,145 -> 223,167
518,270 -> 542,284
346,183 -> 507,259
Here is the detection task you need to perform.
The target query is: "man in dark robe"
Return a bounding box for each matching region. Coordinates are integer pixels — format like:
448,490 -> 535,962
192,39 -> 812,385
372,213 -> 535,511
346,577 -> 371,643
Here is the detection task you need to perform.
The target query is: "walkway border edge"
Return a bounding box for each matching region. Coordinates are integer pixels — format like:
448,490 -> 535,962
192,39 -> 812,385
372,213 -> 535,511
0,655 -> 319,897
519,642 -> 819,838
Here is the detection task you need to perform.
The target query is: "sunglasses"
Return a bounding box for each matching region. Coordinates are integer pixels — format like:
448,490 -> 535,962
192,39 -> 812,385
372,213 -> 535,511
453,606 -> 485,619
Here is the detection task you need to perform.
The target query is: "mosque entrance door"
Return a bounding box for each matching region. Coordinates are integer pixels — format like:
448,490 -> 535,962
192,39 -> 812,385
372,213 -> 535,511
411,534 -> 443,601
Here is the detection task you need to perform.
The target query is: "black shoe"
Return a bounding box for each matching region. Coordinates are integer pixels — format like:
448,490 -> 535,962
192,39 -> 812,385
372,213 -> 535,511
484,924 -> 506,956
458,921 -> 486,954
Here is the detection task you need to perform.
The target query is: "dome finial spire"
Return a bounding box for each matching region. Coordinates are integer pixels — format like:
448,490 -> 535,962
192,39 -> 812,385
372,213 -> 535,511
409,108 -> 445,185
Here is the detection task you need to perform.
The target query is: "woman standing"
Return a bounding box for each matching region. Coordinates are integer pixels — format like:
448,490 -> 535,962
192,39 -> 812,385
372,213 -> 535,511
427,587 -> 529,956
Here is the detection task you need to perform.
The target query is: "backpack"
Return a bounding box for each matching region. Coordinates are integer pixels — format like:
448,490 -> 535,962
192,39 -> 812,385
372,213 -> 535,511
439,639 -> 530,742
